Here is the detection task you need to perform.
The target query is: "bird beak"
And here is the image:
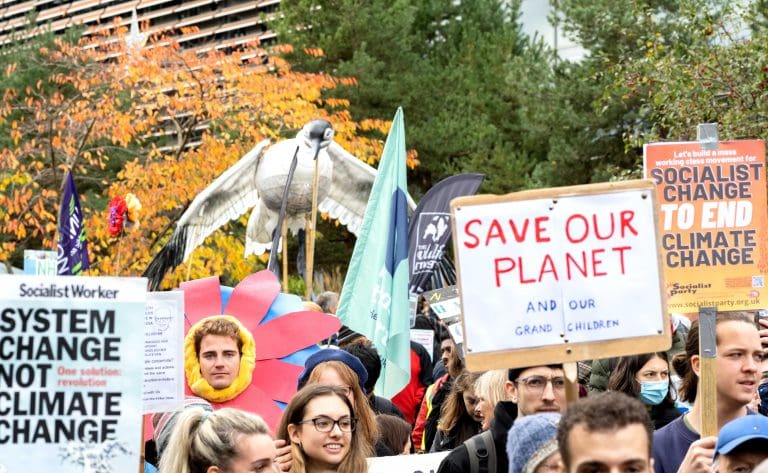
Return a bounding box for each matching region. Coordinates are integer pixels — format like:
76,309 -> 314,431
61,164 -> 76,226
303,119 -> 334,161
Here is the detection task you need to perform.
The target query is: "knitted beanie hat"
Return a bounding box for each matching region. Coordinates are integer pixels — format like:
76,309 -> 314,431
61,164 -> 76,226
507,413 -> 561,473
297,347 -> 368,391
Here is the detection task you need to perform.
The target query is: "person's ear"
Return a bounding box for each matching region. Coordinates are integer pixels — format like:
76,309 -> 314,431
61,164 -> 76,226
287,424 -> 302,445
691,354 -> 701,377
207,466 -> 222,473
505,380 -> 518,403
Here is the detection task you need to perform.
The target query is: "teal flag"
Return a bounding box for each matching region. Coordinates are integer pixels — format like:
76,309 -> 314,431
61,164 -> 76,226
337,108 -> 410,398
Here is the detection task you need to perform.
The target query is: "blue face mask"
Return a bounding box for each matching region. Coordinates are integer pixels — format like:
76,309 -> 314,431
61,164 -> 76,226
638,380 -> 669,405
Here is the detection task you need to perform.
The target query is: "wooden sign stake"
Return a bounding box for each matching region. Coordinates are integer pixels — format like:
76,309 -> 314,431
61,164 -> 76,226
698,307 -> 718,437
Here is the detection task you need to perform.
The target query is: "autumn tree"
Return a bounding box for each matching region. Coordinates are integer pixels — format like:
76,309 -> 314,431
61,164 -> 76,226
0,20 -> 390,288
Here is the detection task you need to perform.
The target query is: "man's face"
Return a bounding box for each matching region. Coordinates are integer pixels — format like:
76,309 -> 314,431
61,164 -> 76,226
714,321 -> 762,408
565,423 -> 652,473
716,447 -> 768,473
198,334 -> 241,389
508,366 -> 566,416
441,339 -> 454,370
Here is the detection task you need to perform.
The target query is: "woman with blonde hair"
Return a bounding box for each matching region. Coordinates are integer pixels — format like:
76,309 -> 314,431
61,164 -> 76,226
158,407 -> 278,473
277,384 -> 368,473
473,369 -> 510,431
297,348 -> 377,455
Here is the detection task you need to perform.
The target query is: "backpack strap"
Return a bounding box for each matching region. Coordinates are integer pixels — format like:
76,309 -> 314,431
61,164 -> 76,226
464,430 -> 496,473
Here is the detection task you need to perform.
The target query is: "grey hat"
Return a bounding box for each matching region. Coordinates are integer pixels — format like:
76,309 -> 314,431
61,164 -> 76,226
507,413 -> 561,473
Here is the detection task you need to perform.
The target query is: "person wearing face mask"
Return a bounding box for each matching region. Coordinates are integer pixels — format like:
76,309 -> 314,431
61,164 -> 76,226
607,352 -> 681,430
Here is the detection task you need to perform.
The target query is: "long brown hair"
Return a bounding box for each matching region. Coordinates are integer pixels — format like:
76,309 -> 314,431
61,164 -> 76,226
304,360 -> 377,453
608,352 -> 675,405
673,311 -> 756,403
277,385 -> 368,473
438,371 -> 482,439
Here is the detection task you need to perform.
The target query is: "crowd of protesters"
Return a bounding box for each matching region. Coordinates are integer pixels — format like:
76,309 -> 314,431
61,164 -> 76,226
147,298 -> 768,473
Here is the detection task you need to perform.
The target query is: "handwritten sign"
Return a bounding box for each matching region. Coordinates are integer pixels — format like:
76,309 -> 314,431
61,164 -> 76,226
143,291 -> 184,414
450,181 -> 670,369
644,140 -> 768,312
0,275 -> 146,473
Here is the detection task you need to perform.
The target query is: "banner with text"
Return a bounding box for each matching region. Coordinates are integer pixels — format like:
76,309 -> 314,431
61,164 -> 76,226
143,291 -> 184,414
644,140 -> 768,312
0,275 -> 146,473
451,181 -> 669,368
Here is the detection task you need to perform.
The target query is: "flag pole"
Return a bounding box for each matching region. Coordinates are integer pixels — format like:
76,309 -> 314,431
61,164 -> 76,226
305,156 -> 320,300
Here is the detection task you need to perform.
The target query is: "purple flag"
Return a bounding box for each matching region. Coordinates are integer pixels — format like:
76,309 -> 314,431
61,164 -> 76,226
407,173 -> 484,294
57,172 -> 89,275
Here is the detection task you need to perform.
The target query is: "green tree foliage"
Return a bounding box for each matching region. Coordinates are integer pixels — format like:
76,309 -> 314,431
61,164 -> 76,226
278,0 -> 533,194
606,0 -> 768,146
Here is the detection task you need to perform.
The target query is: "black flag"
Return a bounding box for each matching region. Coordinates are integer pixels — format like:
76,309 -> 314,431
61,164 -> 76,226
407,173 -> 484,294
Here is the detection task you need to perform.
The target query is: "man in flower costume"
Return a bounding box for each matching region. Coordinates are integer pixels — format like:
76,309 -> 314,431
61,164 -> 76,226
179,270 -> 341,427
188,317 -> 253,396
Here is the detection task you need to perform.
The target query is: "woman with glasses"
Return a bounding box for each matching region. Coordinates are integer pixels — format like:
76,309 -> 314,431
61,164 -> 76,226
607,352 -> 680,430
297,349 -> 378,454
430,370 -> 484,452
158,407 -> 279,473
277,384 -> 369,473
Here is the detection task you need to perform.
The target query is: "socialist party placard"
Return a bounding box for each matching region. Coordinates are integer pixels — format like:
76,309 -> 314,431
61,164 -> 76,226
0,275 -> 146,472
644,140 -> 768,312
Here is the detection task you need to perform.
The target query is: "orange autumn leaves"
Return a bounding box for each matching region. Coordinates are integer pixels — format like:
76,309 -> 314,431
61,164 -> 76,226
0,22 -> 411,287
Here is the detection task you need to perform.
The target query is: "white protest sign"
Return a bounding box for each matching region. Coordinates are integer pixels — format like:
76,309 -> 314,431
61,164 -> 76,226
368,452 -> 449,473
143,291 -> 184,414
451,181 -> 670,369
410,329 -> 435,361
0,275 -> 146,473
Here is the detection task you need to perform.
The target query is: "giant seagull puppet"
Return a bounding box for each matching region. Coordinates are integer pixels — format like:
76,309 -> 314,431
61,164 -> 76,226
144,119 -> 413,290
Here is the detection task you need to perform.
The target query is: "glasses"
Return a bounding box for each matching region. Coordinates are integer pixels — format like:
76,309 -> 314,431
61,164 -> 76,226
296,415 -> 357,433
515,375 -> 566,392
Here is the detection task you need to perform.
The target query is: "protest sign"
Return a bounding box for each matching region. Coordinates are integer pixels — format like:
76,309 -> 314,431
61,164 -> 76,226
0,275 -> 146,472
423,285 -> 461,322
23,250 -> 57,275
644,140 -> 768,312
143,291 -> 184,414
451,180 -> 670,370
411,329 -> 435,361
368,451 -> 449,473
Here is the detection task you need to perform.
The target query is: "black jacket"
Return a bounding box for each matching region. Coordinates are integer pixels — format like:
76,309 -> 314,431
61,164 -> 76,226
436,401 -> 518,473
370,394 -> 405,419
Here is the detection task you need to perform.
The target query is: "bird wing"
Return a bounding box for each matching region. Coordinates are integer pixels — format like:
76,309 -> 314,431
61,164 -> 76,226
319,142 -> 377,236
320,142 -> 416,235
143,140 -> 269,289
177,139 -> 271,261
